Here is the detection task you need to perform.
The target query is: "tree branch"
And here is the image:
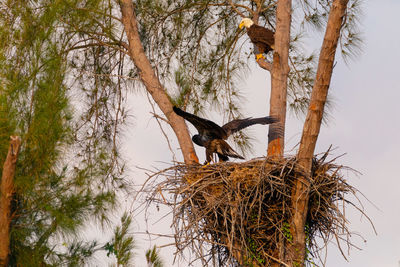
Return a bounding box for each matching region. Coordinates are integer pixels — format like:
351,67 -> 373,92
0,136 -> 21,266
289,0 -> 350,265
256,58 -> 272,71
267,0 -> 291,157
227,0 -> 246,18
119,0 -> 199,164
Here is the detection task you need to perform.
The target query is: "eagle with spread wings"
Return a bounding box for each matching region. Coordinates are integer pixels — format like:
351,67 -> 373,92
173,106 -> 277,164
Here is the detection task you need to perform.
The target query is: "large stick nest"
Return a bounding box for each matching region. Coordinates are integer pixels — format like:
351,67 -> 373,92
150,152 -> 372,266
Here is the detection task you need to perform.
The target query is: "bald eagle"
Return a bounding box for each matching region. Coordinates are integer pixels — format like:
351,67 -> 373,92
173,106 -> 277,164
239,18 -> 275,61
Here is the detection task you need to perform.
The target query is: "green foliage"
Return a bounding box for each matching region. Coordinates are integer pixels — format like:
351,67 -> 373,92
245,237 -> 266,266
146,245 -> 164,267
57,241 -> 99,266
288,0 -> 363,118
339,0 -> 364,62
105,212 -> 135,266
135,0 -> 248,118
298,0 -> 363,62
0,1 -> 128,265
282,222 -> 293,242
304,224 -> 317,266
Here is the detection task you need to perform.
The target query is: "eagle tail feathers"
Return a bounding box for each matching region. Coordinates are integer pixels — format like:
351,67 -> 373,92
224,148 -> 245,159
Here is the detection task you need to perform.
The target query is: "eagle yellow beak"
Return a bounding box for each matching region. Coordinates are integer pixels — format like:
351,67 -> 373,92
239,22 -> 244,29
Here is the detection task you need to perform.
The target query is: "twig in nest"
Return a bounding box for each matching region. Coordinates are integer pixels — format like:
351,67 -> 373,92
147,154 -> 374,266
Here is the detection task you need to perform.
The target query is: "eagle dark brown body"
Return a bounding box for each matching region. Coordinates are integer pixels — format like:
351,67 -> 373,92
173,106 -> 277,164
247,24 -> 275,55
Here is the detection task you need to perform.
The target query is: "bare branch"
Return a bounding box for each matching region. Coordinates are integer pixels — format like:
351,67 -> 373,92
0,136 -> 21,266
256,58 -> 272,71
227,0 -> 246,18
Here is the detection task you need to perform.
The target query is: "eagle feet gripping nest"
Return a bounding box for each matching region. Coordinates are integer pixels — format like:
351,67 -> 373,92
256,53 -> 266,62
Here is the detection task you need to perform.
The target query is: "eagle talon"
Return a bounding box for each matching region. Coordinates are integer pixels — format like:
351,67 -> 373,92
256,54 -> 265,62
202,162 -> 211,168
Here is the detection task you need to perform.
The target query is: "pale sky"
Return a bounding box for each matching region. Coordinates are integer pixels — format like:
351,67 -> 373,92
120,1 -> 400,266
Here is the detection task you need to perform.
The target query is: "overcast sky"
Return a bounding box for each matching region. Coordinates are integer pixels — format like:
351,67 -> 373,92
122,1 -> 400,266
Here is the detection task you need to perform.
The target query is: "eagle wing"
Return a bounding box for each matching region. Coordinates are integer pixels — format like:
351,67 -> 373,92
248,24 -> 274,49
222,116 -> 277,137
173,106 -> 226,138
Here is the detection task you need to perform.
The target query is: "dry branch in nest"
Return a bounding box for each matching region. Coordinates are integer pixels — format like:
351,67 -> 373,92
150,152 -> 373,266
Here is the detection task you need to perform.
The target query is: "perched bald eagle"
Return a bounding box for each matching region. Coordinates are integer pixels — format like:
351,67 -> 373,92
173,106 -> 277,164
239,18 -> 275,61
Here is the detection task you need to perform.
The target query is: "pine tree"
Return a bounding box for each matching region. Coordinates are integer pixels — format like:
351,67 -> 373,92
0,1 -> 131,265
104,212 -> 135,267
0,0 -> 363,265
146,245 -> 164,267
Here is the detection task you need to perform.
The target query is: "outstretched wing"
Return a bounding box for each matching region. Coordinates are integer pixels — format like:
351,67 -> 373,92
173,106 -> 226,138
222,116 -> 277,137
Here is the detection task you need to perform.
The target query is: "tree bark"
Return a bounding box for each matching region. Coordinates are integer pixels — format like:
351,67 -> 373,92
0,136 -> 21,266
288,0 -> 349,265
119,0 -> 199,164
267,0 -> 291,158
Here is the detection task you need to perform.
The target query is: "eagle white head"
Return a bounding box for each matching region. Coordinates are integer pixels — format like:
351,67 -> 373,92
239,18 -> 254,29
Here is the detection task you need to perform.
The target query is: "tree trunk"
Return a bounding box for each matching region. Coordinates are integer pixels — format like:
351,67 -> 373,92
267,0 -> 291,158
119,0 -> 199,164
288,0 -> 349,265
0,136 -> 21,266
